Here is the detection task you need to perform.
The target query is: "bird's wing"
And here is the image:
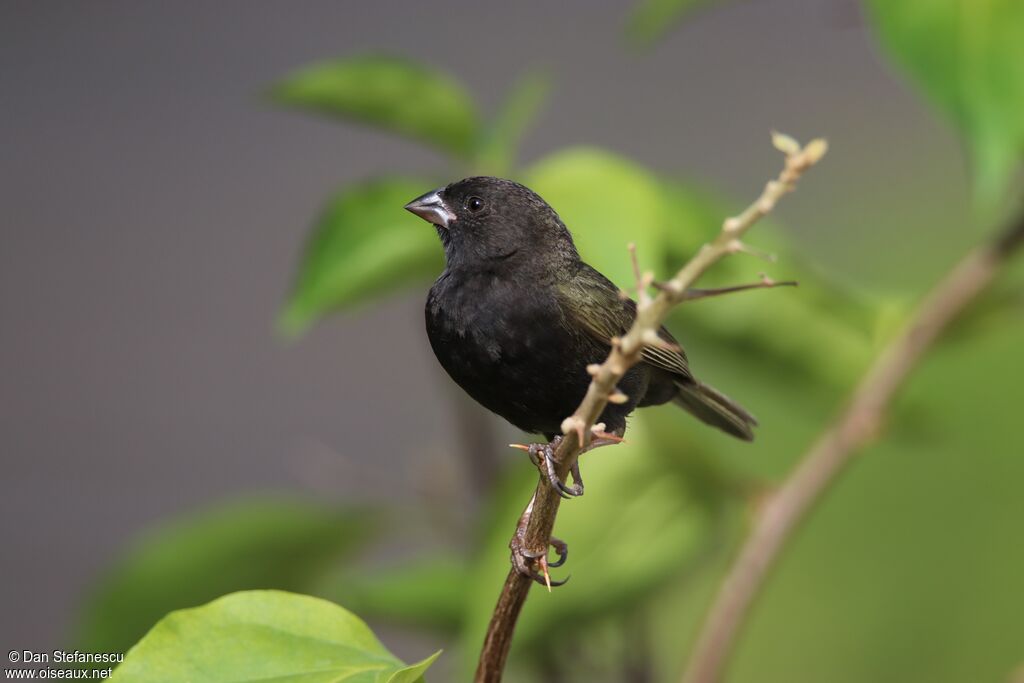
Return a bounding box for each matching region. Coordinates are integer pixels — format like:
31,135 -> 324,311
558,263 -> 692,379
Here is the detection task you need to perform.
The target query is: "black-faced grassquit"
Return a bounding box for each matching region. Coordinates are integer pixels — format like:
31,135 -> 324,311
406,177 -> 756,495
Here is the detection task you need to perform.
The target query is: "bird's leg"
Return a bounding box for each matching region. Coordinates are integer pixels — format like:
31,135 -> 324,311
509,497 -> 569,589
537,438 -> 585,499
561,426 -> 624,494
511,426 -> 625,499
510,436 -> 583,499
505,427 -> 624,584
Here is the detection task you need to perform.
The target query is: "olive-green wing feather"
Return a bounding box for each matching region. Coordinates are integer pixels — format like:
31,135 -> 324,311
557,263 -> 692,380
558,263 -> 757,441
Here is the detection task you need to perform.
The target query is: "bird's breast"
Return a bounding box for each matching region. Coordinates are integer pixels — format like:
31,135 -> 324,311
425,269 -> 591,434
427,271 -> 561,362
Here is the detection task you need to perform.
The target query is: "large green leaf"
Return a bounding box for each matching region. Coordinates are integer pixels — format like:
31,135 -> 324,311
864,0 -> 1024,204
110,591 -> 440,682
271,55 -> 480,158
279,178 -> 443,336
75,497 -> 377,657
524,147 -> 669,289
626,0 -> 719,47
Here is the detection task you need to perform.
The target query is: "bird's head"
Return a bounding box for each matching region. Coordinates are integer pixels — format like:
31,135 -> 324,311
405,176 -> 578,269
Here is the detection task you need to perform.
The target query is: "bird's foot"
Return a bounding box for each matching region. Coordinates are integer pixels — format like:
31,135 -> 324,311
510,436 -> 584,499
510,511 -> 569,590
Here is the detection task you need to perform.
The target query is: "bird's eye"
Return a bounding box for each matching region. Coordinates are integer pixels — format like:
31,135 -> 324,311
466,196 -> 485,213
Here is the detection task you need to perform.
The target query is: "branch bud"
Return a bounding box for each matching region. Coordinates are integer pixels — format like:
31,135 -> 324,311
771,130 -> 801,156
803,138 -> 829,164
608,390 -> 629,404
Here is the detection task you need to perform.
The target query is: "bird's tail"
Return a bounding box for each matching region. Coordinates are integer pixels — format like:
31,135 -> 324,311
672,380 -> 757,441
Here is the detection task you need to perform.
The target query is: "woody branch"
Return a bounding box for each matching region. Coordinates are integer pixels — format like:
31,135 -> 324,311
475,133 -> 829,683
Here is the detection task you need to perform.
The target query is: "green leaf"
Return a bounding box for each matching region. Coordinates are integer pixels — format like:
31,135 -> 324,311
524,147 -> 668,289
476,71 -> 551,176
270,55 -> 480,158
323,555 -> 469,635
864,0 -> 1024,205
626,0 -> 717,47
75,497 -> 377,657
279,178 -> 443,336
110,591 -> 441,682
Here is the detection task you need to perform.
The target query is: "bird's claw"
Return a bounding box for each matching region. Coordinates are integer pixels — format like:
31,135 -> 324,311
510,438 -> 583,498
511,534 -> 570,590
542,535 -> 569,568
543,445 -> 583,499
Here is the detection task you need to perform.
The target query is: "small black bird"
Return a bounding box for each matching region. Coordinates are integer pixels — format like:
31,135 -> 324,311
406,177 -> 756,496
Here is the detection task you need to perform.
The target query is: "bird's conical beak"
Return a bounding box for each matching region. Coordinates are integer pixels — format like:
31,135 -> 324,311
404,189 -> 455,229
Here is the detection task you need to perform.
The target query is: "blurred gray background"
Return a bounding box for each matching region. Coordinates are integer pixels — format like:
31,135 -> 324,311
0,0 -> 974,654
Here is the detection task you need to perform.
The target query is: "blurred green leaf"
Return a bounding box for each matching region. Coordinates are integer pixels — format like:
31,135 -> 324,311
864,0 -> 1024,205
75,497 -> 376,656
279,177 -> 443,336
458,419 -> 725,676
110,590 -> 440,683
524,147 -> 668,288
627,0 -> 717,47
322,555 -> 469,635
271,55 -> 480,158
476,71 -> 551,176
658,179 -> 888,386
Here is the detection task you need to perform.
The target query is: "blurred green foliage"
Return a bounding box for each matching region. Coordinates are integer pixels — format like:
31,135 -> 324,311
688,325 -> 1024,683
525,147 -> 670,287
476,71 -> 551,177
322,556 -> 470,637
74,497 -> 377,657
110,591 -> 439,682
77,2 -> 1024,681
626,0 -> 718,47
270,56 -> 480,158
278,178 -> 443,335
865,0 -> 1024,206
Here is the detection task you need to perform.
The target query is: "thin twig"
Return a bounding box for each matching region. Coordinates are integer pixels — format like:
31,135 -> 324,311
679,277 -> 797,302
474,133 -> 828,682
681,208 -> 1024,683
